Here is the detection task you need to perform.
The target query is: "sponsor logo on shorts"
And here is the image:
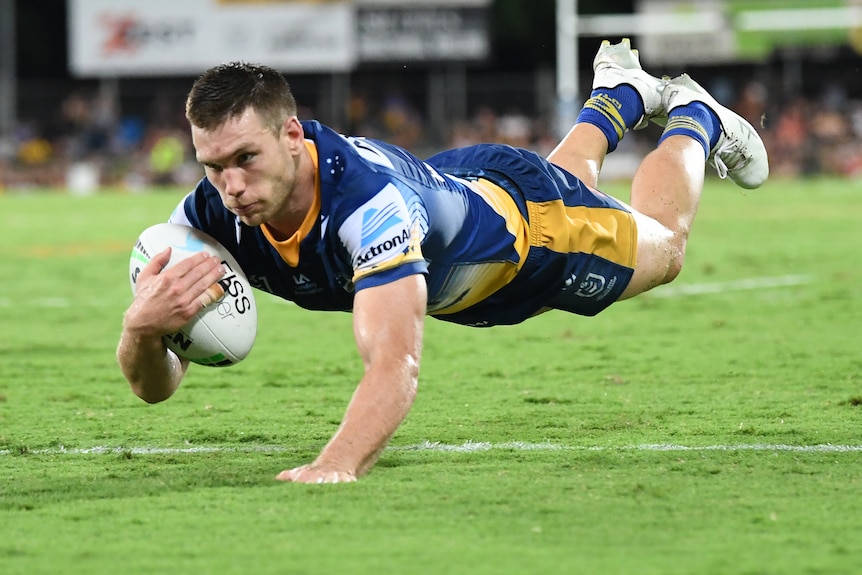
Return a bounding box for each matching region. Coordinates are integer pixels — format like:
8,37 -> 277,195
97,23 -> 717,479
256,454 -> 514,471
575,272 -> 606,297
566,272 -> 617,301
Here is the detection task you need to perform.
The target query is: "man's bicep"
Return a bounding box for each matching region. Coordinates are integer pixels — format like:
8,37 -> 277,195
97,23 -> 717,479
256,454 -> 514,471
352,274 -> 427,367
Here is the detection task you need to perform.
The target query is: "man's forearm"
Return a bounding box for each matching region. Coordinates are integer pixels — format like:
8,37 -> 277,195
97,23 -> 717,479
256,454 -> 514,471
315,358 -> 419,476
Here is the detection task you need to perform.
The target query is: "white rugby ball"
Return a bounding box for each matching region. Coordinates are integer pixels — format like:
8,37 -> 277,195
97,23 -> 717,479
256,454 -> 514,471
129,223 -> 257,367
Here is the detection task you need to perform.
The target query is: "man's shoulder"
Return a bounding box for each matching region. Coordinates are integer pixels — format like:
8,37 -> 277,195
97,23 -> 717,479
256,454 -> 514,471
187,178 -> 229,215
175,178 -> 242,240
306,124 -> 408,211
302,120 -> 427,180
301,120 -> 355,158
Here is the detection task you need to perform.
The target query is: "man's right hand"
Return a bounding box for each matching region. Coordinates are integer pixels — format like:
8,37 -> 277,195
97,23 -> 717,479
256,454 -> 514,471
117,247 -> 225,404
125,248 -> 225,338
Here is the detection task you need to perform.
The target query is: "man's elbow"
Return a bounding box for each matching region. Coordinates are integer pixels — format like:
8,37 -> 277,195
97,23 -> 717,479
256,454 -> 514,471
136,389 -> 173,404
117,345 -> 181,404
120,363 -> 175,404
129,381 -> 175,404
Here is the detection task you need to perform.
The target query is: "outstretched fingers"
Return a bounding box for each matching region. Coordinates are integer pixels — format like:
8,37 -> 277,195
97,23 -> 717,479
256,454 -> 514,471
126,249 -> 226,335
275,465 -> 358,485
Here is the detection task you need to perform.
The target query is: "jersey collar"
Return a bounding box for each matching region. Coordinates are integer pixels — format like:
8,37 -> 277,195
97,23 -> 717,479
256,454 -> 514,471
261,140 -> 321,267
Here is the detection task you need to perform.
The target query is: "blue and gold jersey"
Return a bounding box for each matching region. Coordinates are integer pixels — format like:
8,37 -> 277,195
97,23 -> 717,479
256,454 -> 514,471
170,120 -> 636,327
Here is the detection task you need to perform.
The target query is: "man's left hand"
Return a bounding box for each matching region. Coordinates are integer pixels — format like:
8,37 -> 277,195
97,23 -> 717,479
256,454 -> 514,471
275,464 -> 357,484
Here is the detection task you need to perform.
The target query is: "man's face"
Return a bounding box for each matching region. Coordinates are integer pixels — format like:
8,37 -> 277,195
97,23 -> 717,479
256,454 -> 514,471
191,107 -> 300,228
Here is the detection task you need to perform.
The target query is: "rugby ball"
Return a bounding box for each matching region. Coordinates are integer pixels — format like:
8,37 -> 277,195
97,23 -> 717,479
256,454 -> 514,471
129,223 -> 257,367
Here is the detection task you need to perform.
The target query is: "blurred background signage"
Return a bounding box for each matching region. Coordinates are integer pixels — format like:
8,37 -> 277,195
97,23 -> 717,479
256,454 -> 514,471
68,0 -> 357,75
68,0 -> 492,77
357,1 -> 490,62
629,0 -> 862,65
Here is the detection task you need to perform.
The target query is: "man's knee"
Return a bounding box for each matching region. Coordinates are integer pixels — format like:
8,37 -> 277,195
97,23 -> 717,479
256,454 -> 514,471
643,244 -> 685,289
621,232 -> 686,299
662,251 -> 685,285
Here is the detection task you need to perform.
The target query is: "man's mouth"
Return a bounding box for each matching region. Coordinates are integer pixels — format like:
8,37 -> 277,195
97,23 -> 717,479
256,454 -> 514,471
231,202 -> 256,215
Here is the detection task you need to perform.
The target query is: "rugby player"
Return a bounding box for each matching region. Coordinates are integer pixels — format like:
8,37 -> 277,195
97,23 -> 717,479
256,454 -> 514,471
117,39 -> 769,483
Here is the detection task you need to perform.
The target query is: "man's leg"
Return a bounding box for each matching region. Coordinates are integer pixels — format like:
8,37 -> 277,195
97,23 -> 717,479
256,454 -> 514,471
547,38 -> 665,189
550,127 -> 706,299
619,71 -> 770,297
617,135 -> 706,297
548,39 -> 694,297
547,39 -> 768,300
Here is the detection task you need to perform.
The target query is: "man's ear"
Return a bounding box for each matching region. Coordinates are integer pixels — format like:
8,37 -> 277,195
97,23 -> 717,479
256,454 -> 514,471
282,116 -> 305,153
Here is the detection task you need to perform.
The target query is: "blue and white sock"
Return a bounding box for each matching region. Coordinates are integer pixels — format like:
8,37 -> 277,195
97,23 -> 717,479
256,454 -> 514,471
576,85 -> 645,152
658,102 -> 721,158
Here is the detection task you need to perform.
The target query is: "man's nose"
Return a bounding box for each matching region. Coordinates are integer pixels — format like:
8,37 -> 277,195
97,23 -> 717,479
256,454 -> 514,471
222,168 -> 245,197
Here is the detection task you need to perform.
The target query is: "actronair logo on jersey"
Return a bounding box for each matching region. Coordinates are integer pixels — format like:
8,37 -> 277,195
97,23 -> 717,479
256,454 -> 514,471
341,184 -> 415,270
360,202 -> 403,250
357,228 -> 410,265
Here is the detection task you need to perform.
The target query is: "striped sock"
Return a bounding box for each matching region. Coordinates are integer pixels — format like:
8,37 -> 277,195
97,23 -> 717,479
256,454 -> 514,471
576,85 -> 645,152
658,102 -> 721,158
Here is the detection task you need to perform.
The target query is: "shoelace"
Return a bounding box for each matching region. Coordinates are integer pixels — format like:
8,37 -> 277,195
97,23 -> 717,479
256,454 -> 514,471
710,136 -> 746,180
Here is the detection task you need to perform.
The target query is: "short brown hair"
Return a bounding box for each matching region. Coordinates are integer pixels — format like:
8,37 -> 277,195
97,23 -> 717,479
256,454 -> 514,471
185,62 -> 297,134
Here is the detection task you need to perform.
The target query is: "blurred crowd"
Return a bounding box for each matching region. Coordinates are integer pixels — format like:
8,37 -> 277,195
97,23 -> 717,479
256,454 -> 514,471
2,75 -> 862,193
1,88 -> 201,193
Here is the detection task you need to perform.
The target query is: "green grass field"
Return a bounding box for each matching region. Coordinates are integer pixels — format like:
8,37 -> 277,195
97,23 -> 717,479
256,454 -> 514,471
1,177 -> 860,575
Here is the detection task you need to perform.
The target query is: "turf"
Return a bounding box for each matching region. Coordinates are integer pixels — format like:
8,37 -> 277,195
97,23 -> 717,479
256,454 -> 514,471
1,177 -> 860,574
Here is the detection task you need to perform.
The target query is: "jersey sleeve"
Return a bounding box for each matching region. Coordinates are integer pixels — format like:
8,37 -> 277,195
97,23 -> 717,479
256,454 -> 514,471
166,180 -> 243,253
168,191 -> 194,226
336,181 -> 428,291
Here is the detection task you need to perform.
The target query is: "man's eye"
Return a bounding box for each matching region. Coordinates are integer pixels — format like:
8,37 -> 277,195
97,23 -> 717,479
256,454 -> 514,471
238,153 -> 254,164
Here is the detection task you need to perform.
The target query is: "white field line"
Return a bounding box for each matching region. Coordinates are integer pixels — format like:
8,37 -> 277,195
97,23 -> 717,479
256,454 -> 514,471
2,440 -> 861,457
0,275 -> 813,308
